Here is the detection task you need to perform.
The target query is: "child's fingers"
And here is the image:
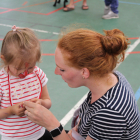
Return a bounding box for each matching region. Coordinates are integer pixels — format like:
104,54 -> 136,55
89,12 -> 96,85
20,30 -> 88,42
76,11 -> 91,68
36,100 -> 41,104
19,112 -> 25,117
18,104 -> 26,111
30,98 -> 38,102
19,104 -> 24,108
19,108 -> 26,112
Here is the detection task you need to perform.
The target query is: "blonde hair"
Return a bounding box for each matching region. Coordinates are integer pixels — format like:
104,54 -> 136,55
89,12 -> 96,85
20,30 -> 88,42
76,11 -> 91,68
1,27 -> 41,68
58,28 -> 130,77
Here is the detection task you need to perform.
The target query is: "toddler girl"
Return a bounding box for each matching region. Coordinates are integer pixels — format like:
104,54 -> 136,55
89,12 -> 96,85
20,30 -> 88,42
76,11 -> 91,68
0,25 -> 51,140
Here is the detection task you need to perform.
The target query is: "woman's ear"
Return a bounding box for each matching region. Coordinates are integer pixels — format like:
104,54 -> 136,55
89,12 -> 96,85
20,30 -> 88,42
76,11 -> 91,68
81,68 -> 90,79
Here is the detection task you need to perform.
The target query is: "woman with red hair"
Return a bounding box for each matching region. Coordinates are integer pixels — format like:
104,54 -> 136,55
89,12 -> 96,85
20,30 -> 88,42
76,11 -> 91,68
24,28 -> 140,140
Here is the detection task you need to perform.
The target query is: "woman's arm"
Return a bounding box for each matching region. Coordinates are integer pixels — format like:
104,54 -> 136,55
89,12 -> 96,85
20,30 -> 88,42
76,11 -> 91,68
53,130 -> 71,140
24,101 -> 71,140
24,101 -> 95,140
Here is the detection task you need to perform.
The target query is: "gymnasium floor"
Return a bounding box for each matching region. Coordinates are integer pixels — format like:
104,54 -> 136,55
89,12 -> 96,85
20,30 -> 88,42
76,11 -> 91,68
0,0 -> 140,138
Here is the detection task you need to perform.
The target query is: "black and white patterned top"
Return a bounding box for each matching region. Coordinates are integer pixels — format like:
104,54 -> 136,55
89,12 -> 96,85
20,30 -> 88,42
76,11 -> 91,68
78,71 -> 140,140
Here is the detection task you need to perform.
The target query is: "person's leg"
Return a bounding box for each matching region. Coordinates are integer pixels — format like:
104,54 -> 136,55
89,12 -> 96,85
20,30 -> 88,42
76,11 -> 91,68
102,0 -> 119,19
103,0 -> 111,15
63,0 -> 75,11
104,0 -> 112,6
110,0 -> 119,14
82,0 -> 89,10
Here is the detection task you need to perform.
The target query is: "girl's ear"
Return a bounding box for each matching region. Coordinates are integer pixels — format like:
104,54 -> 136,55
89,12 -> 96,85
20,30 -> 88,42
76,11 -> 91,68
1,55 -> 5,61
81,68 -> 90,79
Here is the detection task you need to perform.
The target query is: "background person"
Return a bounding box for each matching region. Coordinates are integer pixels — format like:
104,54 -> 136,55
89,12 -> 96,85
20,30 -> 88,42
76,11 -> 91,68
102,0 -> 119,19
63,0 -> 88,12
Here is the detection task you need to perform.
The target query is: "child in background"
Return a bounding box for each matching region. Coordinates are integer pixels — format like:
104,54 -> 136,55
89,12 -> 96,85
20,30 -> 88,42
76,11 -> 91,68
0,25 -> 51,140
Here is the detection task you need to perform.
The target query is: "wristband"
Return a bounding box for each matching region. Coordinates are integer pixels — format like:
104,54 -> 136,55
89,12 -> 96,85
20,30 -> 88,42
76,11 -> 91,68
50,124 -> 63,137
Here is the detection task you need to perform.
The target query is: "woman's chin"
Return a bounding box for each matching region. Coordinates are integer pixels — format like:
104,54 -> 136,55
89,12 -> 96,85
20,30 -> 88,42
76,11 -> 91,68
67,83 -> 73,88
67,83 -> 78,88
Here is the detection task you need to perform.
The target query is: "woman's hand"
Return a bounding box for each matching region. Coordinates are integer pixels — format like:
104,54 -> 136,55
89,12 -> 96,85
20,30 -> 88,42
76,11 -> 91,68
23,101 -> 60,131
11,102 -> 26,117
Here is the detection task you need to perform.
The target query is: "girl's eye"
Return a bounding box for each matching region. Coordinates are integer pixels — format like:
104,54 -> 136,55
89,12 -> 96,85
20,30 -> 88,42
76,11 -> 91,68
28,67 -> 33,69
16,68 -> 24,71
60,69 -> 65,72
16,66 -> 34,71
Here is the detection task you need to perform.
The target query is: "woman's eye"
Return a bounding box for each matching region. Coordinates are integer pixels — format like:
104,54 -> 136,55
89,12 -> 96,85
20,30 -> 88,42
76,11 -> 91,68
60,69 -> 65,72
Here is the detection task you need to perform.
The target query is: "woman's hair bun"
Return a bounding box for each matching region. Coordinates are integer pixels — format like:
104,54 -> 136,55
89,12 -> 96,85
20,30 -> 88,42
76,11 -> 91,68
100,29 -> 130,56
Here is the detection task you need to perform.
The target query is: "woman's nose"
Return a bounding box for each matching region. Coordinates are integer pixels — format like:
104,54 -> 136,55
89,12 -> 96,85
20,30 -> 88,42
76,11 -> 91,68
55,67 -> 60,75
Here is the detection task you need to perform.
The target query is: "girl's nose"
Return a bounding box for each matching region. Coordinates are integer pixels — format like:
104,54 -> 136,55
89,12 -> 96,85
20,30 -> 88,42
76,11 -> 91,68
27,67 -> 35,74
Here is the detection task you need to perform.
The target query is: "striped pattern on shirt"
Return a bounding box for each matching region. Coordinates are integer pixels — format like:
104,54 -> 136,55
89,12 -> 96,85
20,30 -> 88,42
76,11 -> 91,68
79,71 -> 140,140
0,66 -> 48,138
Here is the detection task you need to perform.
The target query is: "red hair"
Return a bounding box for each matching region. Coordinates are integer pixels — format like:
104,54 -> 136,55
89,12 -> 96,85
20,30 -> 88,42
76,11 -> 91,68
58,28 -> 130,77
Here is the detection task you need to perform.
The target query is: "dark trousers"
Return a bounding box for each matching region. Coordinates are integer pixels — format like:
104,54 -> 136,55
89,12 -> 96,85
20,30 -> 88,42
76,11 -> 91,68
104,0 -> 119,14
38,129 -> 69,140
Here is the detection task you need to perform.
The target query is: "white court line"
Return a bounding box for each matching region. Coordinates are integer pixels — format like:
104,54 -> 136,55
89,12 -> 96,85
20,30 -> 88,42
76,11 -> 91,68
60,92 -> 88,126
60,37 -> 140,127
0,23 -> 60,35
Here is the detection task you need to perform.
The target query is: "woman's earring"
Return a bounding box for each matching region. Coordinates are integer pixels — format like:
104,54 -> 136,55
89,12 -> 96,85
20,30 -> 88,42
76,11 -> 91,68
82,76 -> 85,79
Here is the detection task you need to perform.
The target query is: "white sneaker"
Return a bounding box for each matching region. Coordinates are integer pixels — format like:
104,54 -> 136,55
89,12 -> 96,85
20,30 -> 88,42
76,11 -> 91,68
104,5 -> 111,15
102,11 -> 119,19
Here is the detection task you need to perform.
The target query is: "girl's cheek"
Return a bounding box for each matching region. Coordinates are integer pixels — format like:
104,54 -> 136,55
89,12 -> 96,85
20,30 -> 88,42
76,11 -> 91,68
14,69 -> 18,75
28,70 -> 33,74
28,68 -> 34,73
17,70 -> 24,75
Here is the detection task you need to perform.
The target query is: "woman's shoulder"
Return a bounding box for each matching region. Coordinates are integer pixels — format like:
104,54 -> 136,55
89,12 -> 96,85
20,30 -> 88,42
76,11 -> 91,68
114,71 -> 134,94
106,71 -> 138,116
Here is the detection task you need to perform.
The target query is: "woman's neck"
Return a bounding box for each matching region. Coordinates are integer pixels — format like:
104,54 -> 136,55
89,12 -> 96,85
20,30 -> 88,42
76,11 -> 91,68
86,73 -> 118,104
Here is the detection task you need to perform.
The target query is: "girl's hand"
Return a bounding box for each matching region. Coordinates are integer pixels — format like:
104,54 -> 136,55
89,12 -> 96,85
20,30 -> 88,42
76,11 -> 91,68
30,98 -> 42,105
30,98 -> 51,109
11,102 -> 26,117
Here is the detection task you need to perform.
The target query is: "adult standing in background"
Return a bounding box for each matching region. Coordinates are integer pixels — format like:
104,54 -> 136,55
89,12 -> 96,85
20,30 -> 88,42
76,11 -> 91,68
102,0 -> 119,19
63,0 -> 88,12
